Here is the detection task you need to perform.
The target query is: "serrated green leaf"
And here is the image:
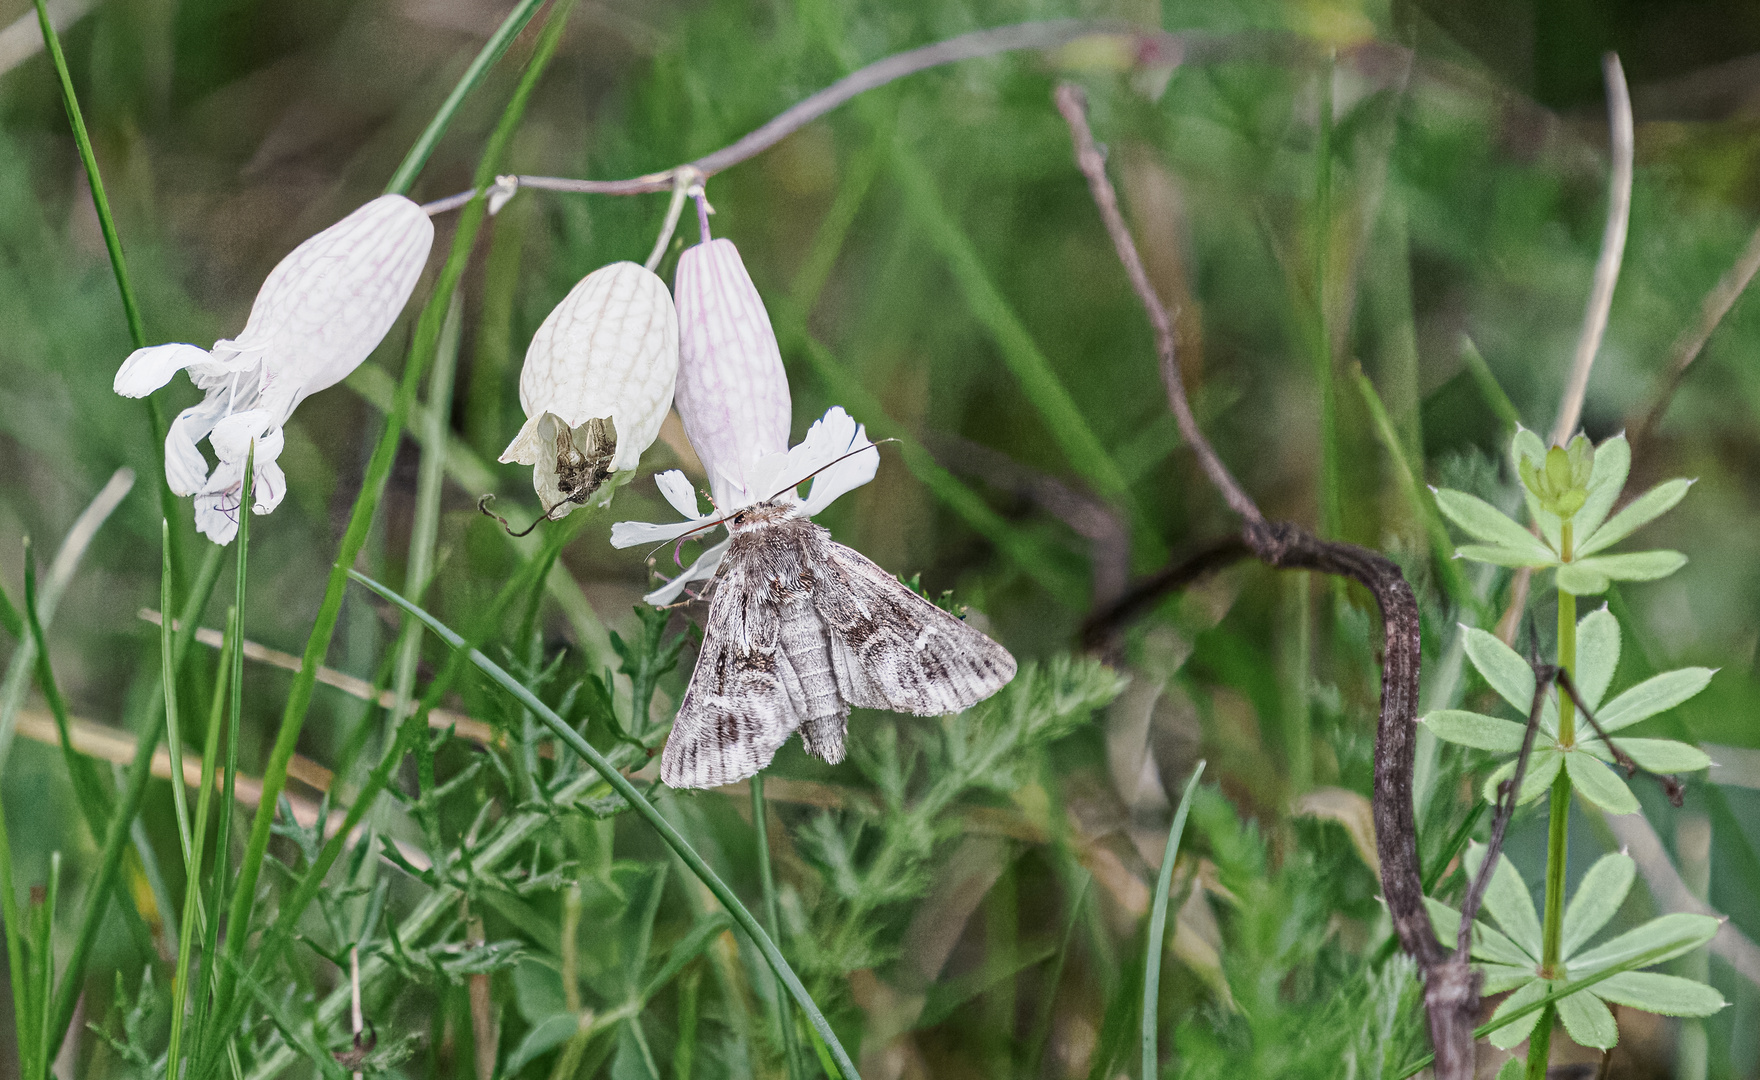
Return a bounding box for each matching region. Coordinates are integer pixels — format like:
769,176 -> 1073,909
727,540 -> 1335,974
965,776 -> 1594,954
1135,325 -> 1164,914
1570,913 -> 1721,972
1463,628 -> 1538,714
1592,972 -> 1728,1017
1487,977 -> 1549,1050
1464,844 -> 1543,958
1496,1057 -> 1526,1080
1556,985 -> 1618,1049
1564,752 -> 1640,814
1555,561 -> 1611,595
1599,737 -> 1711,773
1596,667 -> 1715,732
1422,710 -> 1528,752
1424,897 -> 1534,967
1481,962 -> 1537,994
1561,853 -> 1636,958
1578,478 -> 1692,557
1572,434 -> 1631,542
1481,748 -> 1562,806
1573,607 -> 1620,711
1454,544 -> 1559,568
1582,550 -> 1689,582
1435,489 -> 1556,559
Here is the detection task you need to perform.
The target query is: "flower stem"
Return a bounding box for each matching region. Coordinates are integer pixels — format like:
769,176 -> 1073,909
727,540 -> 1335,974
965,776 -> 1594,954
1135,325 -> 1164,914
1529,541 -> 1577,1079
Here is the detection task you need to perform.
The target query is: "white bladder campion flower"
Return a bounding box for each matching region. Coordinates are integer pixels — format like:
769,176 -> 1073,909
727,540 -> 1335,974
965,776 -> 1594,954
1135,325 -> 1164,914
114,194 -> 434,543
609,230 -> 876,603
497,261 -> 679,521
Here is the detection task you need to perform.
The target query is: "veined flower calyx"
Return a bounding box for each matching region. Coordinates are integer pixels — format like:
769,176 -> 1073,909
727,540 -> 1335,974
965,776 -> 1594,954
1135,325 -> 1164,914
498,261 -> 679,519
113,194 -> 434,543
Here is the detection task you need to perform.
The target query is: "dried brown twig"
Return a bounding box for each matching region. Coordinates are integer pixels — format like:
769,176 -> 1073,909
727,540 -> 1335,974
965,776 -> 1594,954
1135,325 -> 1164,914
1055,81 -> 1482,1077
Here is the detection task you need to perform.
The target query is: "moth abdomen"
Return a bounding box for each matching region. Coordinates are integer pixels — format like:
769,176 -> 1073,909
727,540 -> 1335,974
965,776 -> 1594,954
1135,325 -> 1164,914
799,713 -> 849,764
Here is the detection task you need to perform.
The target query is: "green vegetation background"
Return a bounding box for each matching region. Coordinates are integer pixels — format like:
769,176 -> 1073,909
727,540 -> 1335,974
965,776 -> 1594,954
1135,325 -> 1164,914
2,0 -> 1759,1076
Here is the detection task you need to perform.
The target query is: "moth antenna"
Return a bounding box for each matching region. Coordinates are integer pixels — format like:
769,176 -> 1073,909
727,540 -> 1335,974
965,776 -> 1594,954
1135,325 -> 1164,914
479,493 -> 568,538
761,438 -> 899,504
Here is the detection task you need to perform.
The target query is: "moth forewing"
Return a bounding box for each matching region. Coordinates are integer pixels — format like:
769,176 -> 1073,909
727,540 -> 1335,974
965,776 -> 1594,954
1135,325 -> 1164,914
659,500 -> 1017,789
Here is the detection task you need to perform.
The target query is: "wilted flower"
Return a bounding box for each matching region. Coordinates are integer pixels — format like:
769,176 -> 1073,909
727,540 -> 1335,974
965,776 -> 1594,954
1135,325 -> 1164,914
608,230 -> 875,603
114,194 -> 434,543
497,261 -> 679,519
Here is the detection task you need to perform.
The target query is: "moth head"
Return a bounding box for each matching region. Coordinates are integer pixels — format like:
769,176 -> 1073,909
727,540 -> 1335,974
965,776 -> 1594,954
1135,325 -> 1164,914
727,500 -> 796,532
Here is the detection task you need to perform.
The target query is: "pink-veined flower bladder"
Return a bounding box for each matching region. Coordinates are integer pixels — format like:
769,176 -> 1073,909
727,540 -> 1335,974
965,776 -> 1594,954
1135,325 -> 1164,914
498,261 -> 679,517
113,194 -> 434,543
609,234 -> 876,603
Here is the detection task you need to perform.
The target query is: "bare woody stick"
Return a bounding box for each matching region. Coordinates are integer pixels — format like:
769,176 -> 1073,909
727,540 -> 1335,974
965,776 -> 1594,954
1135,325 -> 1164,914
1054,81 -> 1482,1079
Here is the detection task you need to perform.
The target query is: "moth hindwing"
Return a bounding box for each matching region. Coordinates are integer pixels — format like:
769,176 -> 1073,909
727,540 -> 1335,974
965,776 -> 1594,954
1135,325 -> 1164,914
661,500 -> 1017,789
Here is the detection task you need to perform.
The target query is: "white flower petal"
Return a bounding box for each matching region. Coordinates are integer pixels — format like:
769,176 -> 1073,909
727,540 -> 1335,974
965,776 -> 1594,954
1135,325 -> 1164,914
672,238 -> 791,509
643,537 -> 730,606
115,343 -> 211,397
791,407 -> 878,517
655,470 -> 704,519
499,412 -> 548,466
609,517 -> 719,549
165,396 -> 231,496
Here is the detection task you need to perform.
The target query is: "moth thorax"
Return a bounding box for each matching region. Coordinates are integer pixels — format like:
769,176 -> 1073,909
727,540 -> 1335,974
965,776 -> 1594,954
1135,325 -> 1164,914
799,713 -> 848,765
555,416 -> 617,504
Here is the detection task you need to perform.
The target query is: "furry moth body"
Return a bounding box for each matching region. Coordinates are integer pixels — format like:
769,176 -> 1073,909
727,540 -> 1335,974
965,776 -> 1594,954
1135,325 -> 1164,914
663,500 -> 1018,789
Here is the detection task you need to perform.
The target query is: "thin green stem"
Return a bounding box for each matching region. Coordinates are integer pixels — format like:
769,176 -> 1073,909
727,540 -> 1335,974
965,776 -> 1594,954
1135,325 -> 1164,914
0,777 -> 29,1078
353,571 -> 864,1080
752,775 -> 806,1080
1313,51 -> 1341,543
1142,763 -> 1205,1080
1531,562 -> 1577,1079
384,0 -> 549,195
159,523 -> 197,879
22,541 -> 113,834
32,851 -> 60,1080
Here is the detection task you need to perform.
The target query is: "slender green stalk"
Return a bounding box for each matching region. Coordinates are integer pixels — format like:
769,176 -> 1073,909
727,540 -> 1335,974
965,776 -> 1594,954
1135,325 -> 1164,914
33,0 -> 186,584
0,769 -> 30,1077
168,608 -> 234,1078
1312,52 -> 1342,543
159,522 -> 197,876
22,542 -> 113,833
32,851 -> 60,1079
752,775 -> 807,1080
1529,534 -> 1577,1080
205,0 -> 572,1038
1355,371 -> 1474,606
352,571 -> 864,1080
42,540 -> 227,1070
1459,336 -> 1522,434
1142,763 -> 1205,1080
383,0 -> 549,195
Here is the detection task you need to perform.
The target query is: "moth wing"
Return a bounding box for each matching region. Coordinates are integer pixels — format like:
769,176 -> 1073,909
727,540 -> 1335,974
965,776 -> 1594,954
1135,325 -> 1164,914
813,542 -> 1017,716
662,557 -> 803,789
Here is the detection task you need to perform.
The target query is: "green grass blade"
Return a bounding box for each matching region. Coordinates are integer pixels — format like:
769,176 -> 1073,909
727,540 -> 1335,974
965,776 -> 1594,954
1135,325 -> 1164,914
206,0 -> 573,1029
382,0 -> 549,195
1459,335 -> 1523,434
1025,875 -> 1091,1080
350,570 -> 865,1080
33,850 -> 60,1076
0,579 -> 21,641
159,522 -> 197,881
0,776 -> 31,1076
752,774 -> 807,1080
1142,762 -> 1204,1080
22,539 -> 114,833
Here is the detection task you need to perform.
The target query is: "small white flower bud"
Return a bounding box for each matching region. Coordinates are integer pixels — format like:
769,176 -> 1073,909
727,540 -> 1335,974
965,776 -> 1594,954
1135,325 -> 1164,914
499,261 -> 679,516
113,194 -> 435,543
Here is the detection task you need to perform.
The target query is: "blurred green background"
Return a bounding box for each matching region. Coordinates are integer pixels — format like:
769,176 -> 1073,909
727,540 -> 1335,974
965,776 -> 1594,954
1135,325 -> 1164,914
4,0 -> 1760,1076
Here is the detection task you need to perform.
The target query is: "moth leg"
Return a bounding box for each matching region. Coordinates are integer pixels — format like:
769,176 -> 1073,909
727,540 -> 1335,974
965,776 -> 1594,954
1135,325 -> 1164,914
799,709 -> 850,765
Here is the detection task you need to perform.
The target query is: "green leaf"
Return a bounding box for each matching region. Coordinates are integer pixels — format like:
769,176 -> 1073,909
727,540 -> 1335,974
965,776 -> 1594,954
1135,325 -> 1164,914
1436,489 -> 1556,559
1422,711 -> 1528,752
1555,986 -> 1618,1050
1510,426 -> 1546,470
1487,978 -> 1549,1050
1464,845 -> 1543,959
1592,972 -> 1728,1017
1561,853 -> 1636,958
1495,1058 -> 1525,1080
1599,738 -> 1711,774
1481,962 -> 1537,994
507,1013 -> 582,1074
1481,748 -> 1562,806
1570,913 -> 1721,973
1580,550 -> 1689,584
1578,478 -> 1692,557
1423,898 -> 1534,967
1564,752 -> 1640,815
1572,433 -> 1631,543
1596,667 -> 1715,732
1555,561 -> 1612,595
1454,544 -> 1558,568
1463,627 -> 1537,714
1511,427 -> 1563,550
1573,607 -> 1621,711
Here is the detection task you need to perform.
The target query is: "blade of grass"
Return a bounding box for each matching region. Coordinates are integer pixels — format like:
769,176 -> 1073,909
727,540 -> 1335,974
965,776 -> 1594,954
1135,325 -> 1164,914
32,850 -> 61,1077
167,606 -> 233,1077
206,0 -> 573,1035
351,570 -> 865,1080
159,523 -> 198,877
1024,875 -> 1091,1080
1354,368 -> 1474,607
0,580 -> 21,641
752,775 -> 807,1080
383,0 -> 548,196
1459,335 -> 1522,434
22,539 -> 115,833
33,0 -> 185,588
0,772 -> 30,1076
1142,762 -> 1204,1080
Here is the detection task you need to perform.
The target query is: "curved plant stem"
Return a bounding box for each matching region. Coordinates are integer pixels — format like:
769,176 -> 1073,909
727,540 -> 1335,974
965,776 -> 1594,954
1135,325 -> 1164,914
751,775 -> 806,1080
1142,763 -> 1205,1080
383,0 -> 548,196
351,570 -> 864,1080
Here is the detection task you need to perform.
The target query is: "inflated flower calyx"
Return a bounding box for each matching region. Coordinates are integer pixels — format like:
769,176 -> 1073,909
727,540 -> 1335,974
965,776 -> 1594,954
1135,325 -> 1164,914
113,194 -> 434,544
1518,434 -> 1594,520
493,261 -> 679,531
